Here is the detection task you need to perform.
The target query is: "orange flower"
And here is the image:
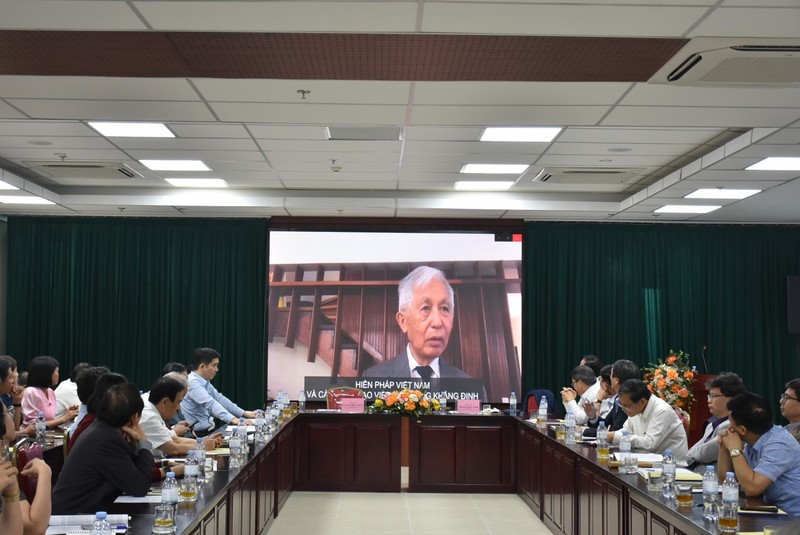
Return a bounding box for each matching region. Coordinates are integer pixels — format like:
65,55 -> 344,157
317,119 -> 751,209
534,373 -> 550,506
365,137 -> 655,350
667,356 -> 677,364
404,401 -> 416,411
667,368 -> 679,380
420,399 -> 429,409
654,368 -> 663,377
683,370 -> 694,379
676,400 -> 684,408
678,388 -> 689,398
386,393 -> 398,406
658,378 -> 667,390
671,384 -> 680,393
412,390 -> 423,399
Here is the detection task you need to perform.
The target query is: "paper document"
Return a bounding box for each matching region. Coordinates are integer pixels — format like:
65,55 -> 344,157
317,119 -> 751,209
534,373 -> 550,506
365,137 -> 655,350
47,514 -> 129,534
226,425 -> 256,433
637,468 -> 702,481
613,453 -> 662,463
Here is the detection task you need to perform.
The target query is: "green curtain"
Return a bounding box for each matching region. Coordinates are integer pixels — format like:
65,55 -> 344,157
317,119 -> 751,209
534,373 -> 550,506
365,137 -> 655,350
6,217 -> 268,409
523,222 -> 800,418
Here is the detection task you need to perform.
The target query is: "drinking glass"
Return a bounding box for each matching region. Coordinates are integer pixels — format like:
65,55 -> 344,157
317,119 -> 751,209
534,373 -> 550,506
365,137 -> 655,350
179,477 -> 198,503
555,425 -> 566,441
676,484 -> 693,508
153,504 -> 175,533
646,472 -> 663,493
623,455 -> 638,474
290,402 -> 298,416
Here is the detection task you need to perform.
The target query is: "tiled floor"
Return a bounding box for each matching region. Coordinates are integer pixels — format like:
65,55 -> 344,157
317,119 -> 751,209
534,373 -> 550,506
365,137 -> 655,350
269,471 -> 552,535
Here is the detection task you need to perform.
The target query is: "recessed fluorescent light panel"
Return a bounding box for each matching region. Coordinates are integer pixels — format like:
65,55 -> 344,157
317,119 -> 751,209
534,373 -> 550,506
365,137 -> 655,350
454,181 -> 514,191
166,178 -> 228,188
461,164 -> 529,174
89,122 -> 175,138
654,205 -> 721,214
140,160 -> 210,172
685,189 -> 760,200
0,181 -> 18,190
746,157 -> 800,171
0,196 -> 55,205
480,127 -> 561,143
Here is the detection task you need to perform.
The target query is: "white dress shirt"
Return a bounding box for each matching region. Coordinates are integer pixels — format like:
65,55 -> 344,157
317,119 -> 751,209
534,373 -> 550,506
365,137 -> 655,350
613,395 -> 689,466
563,380 -> 601,425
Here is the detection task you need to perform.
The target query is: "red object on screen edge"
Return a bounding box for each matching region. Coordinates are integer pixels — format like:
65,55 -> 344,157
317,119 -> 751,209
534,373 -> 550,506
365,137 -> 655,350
512,234 -> 522,242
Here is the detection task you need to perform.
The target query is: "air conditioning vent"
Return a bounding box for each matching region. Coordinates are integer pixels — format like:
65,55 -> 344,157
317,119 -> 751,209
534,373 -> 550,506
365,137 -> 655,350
22,161 -> 143,180
652,38 -> 800,86
532,167 -> 645,185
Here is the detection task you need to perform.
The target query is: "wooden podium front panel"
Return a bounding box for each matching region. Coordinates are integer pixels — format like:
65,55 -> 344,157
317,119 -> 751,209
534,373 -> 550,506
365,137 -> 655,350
408,416 -> 516,493
294,414 -> 402,492
353,424 -> 402,487
463,426 -> 512,485
414,425 -> 459,484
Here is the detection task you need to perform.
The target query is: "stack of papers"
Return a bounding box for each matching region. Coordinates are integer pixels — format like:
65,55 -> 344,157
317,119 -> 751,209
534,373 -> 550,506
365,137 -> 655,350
47,514 -> 129,534
226,425 -> 256,433
637,467 -> 703,481
613,452 -> 663,464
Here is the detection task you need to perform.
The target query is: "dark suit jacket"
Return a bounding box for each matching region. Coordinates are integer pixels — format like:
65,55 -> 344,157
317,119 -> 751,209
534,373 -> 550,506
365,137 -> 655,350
52,419 -> 154,514
363,351 -> 487,400
363,352 -> 473,379
582,397 -> 627,438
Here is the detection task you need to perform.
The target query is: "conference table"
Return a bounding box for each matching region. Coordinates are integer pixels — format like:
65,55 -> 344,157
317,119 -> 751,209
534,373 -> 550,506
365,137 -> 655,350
94,412 -> 797,534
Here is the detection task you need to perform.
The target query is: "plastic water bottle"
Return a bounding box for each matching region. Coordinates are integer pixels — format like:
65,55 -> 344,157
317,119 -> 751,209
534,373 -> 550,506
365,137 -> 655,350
537,396 -> 548,424
509,391 -> 517,416
90,511 -> 111,535
194,438 -> 206,483
719,472 -> 739,532
662,449 -> 676,499
618,430 -> 631,461
596,421 -> 609,459
161,471 -> 178,507
229,427 -> 242,466
254,409 -> 266,443
237,421 -> 248,462
565,410 -> 576,445
180,451 -> 199,503
35,411 -> 47,446
298,389 -> 306,412
703,465 -> 719,521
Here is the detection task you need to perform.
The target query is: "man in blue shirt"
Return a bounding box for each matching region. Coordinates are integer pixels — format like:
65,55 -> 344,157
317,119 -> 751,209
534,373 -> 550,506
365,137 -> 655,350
180,348 -> 257,436
717,392 -> 800,516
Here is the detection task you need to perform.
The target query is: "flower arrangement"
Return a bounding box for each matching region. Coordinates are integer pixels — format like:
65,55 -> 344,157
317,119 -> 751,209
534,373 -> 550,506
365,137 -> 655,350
643,349 -> 698,412
367,389 -> 441,417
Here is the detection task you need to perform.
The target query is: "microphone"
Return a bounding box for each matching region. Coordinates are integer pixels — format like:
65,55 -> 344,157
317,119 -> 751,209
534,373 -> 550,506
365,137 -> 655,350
701,344 -> 709,374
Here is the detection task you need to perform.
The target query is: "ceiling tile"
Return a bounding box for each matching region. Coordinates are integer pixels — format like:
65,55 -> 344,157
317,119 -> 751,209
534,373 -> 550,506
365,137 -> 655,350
412,82 -> 630,105
410,105 -> 610,126
209,103 -> 407,124
0,76 -> 200,100
602,106 -> 800,128
193,79 -> 411,104
7,99 -> 216,121
0,1 -> 146,30
690,7 -> 800,38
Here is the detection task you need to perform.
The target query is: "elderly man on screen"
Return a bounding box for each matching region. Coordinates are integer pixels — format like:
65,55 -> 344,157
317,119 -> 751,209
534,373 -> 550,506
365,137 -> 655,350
362,266 -> 477,382
607,379 -> 689,466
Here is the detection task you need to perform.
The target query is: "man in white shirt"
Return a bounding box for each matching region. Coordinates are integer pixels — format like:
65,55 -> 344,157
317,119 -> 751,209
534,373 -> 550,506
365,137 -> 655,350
608,379 -> 689,466
140,376 -> 222,460
54,362 -> 90,427
561,365 -> 599,425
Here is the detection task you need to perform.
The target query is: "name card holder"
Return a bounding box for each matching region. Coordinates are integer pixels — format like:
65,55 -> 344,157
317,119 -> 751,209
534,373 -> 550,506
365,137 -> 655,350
457,399 -> 481,414
340,398 -> 366,414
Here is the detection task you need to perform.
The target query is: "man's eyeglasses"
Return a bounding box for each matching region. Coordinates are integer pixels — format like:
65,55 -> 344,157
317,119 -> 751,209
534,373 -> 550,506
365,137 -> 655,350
781,393 -> 799,403
707,393 -> 726,401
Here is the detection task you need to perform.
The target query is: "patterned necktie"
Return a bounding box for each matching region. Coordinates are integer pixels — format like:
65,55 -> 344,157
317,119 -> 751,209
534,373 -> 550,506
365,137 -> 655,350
415,365 -> 434,381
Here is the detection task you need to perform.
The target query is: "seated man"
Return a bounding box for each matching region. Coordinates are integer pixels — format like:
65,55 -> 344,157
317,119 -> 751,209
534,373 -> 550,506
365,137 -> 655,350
54,362 -> 89,428
780,378 -> 800,443
52,382 -> 154,514
608,379 -> 688,465
686,372 -> 745,467
561,365 -> 598,425
181,348 -> 257,436
141,375 -> 222,459
717,392 -> 800,516
68,366 -> 110,438
583,359 -> 640,438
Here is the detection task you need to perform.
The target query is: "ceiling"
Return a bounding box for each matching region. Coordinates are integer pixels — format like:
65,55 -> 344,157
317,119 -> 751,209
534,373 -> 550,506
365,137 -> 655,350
0,0 -> 799,222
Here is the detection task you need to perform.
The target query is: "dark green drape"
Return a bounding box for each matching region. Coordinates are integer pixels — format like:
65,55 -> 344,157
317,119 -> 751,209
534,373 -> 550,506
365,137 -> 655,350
523,222 -> 800,418
6,217 -> 268,409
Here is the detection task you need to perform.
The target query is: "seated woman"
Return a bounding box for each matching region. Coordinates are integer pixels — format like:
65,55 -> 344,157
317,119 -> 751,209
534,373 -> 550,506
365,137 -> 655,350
0,356 -> 25,438
21,357 -> 77,432
0,417 -> 52,535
